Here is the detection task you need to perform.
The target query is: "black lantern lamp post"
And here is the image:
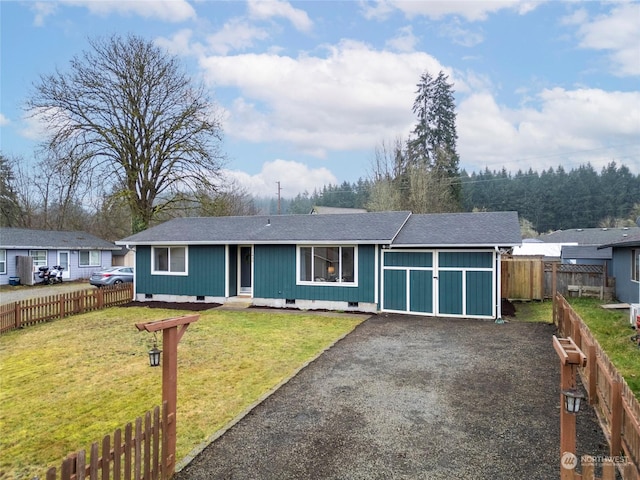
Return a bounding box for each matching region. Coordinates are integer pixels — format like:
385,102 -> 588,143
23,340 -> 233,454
562,388 -> 585,414
148,333 -> 162,367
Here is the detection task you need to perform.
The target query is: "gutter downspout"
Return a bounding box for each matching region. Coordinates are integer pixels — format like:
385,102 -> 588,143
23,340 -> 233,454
495,246 -> 504,324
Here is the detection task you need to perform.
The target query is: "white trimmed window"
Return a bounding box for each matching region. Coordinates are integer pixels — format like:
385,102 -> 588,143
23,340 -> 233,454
0,249 -> 5,274
298,246 -> 356,285
633,248 -> 639,282
30,250 -> 47,270
79,250 -> 101,267
152,246 -> 188,275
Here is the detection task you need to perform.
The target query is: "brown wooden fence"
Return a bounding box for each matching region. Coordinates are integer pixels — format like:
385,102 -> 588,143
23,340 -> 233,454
501,255 -> 545,300
502,256 -> 612,301
41,402 -> 170,480
554,294 -> 640,480
0,283 -> 133,334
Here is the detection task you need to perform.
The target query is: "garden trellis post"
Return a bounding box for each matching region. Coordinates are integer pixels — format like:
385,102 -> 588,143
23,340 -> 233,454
136,314 -> 200,478
553,335 -> 587,480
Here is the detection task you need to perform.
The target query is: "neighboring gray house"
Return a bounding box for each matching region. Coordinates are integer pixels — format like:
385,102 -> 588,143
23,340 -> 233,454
540,227 -> 640,247
0,228 -> 120,285
117,211 -> 521,319
599,233 -> 640,304
561,245 -> 614,276
540,227 -> 640,276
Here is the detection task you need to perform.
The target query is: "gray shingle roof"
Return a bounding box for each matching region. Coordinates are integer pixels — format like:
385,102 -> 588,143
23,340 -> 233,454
540,227 -> 640,245
391,211 -> 521,247
599,232 -> 640,248
562,245 -> 612,260
0,228 -> 118,250
118,211 -> 521,248
119,211 -> 412,245
310,206 -> 368,214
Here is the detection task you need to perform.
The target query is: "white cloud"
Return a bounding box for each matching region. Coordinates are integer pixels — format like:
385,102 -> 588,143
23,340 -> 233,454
224,159 -> 337,197
363,0 -> 544,22
18,110 -> 50,141
155,29 -> 203,56
457,88 -> 640,174
205,18 -> 270,55
247,0 -> 313,32
573,3 -> 640,77
385,25 -> 419,52
439,19 -> 484,47
200,41 -> 445,156
0,113 -> 10,127
56,0 -> 196,23
30,2 -> 58,26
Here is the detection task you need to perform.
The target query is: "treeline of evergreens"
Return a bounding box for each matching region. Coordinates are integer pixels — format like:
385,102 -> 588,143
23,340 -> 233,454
259,162 -> 640,234
461,162 -> 639,232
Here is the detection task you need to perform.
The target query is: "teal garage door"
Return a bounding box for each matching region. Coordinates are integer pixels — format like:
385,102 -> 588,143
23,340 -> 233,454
382,251 -> 434,315
382,250 -> 495,318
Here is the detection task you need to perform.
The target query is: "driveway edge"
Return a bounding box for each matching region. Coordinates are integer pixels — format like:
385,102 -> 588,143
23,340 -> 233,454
175,315 -> 372,472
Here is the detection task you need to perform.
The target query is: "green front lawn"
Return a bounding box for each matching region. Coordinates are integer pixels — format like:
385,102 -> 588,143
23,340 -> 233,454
511,298 -> 639,398
0,307 -> 364,479
566,298 -> 640,398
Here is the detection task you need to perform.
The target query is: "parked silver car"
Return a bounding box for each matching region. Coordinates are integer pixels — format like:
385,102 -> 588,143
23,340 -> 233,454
89,266 -> 134,287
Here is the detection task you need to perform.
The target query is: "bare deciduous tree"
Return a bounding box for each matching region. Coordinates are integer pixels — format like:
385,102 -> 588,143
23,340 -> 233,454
27,34 -> 225,233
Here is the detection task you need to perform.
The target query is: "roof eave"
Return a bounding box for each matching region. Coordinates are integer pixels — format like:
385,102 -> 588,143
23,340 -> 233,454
117,239 -> 391,246
388,242 -> 521,249
4,245 -> 119,250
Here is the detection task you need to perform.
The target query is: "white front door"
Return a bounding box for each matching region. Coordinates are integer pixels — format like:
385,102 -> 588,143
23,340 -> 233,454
57,251 -> 71,279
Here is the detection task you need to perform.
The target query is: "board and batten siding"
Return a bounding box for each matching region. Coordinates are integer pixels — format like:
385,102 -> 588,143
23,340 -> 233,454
382,249 -> 496,318
253,244 -> 377,303
135,245 -> 226,297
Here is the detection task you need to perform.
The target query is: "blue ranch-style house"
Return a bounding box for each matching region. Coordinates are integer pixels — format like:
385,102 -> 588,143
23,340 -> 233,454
599,233 -> 640,305
117,211 -> 521,319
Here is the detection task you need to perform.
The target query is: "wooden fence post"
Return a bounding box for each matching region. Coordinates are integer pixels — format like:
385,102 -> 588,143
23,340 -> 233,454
552,262 -> 557,306
587,344 -> 596,405
162,401 -> 169,480
14,302 -> 21,329
610,381 -> 622,457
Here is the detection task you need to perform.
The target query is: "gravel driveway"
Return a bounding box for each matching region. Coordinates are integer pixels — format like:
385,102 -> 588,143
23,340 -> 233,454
176,314 -> 609,480
0,281 -> 95,304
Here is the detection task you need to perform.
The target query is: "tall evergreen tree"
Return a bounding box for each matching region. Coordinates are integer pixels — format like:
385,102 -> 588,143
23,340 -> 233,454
407,70 -> 460,205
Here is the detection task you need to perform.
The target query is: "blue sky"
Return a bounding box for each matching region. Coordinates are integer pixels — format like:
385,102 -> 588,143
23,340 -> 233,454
1,0 -> 639,198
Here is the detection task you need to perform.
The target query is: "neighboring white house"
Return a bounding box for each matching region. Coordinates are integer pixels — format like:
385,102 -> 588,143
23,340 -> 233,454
511,238 -> 577,258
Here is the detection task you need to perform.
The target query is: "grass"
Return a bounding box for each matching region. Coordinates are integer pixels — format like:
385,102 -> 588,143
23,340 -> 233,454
509,300 -> 553,323
510,298 -> 639,398
565,298 -> 640,398
0,306 -> 364,479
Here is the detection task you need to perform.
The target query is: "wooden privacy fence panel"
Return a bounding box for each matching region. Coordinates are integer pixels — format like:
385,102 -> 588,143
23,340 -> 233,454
501,256 -> 610,301
555,294 -> 640,480
501,255 -> 545,300
42,403 -> 169,480
0,283 -> 133,334
549,263 -> 613,301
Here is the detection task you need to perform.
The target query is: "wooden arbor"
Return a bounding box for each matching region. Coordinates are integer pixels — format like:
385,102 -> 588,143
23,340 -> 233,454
553,335 -> 587,480
136,314 -> 199,478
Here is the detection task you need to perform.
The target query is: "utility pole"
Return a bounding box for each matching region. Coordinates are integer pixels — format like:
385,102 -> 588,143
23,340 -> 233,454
276,181 -> 282,215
